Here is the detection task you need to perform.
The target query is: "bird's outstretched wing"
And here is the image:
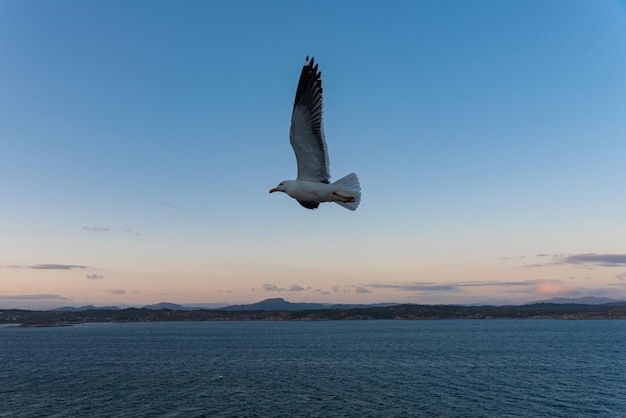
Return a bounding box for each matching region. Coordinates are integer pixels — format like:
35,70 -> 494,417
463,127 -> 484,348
289,56 -> 331,183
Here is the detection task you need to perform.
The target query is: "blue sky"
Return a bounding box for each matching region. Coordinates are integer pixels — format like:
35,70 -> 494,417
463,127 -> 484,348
2,0 -> 626,309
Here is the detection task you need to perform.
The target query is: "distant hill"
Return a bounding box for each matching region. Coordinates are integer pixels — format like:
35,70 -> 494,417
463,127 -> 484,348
47,299 -> 401,313
532,296 -> 624,305
220,298 -> 327,311
50,305 -> 121,312
142,302 -> 193,310
220,298 -> 399,312
52,297 -> 626,314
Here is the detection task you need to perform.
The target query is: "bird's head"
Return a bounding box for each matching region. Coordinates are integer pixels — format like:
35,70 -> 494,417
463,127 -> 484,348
269,180 -> 291,194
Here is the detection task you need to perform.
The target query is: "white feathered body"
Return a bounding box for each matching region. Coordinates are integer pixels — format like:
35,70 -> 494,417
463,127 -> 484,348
281,173 -> 361,211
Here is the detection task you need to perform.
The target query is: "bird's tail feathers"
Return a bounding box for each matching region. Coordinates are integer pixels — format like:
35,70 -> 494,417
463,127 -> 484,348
333,172 -> 361,211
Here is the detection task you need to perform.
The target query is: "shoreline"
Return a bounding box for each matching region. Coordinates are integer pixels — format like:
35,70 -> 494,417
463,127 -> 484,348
3,302 -> 626,326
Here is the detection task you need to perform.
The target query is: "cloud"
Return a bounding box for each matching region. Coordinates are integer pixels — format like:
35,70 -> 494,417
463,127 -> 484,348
82,226 -> 110,232
364,279 -> 623,302
559,253 -> 626,267
329,285 -> 352,293
260,283 -> 307,292
520,253 -> 626,269
355,286 -> 372,294
0,294 -> 71,301
86,274 -> 104,280
368,282 -> 463,293
503,255 -> 549,261
8,264 -> 87,270
34,264 -> 86,270
531,279 -> 580,296
369,280 -> 551,295
376,280 -> 581,296
505,253 -> 626,269
109,289 -> 126,295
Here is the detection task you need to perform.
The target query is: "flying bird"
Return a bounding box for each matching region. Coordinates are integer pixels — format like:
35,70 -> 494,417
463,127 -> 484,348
269,57 -> 361,211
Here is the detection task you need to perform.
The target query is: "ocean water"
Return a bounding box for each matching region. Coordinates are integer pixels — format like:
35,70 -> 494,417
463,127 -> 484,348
1,320 -> 625,417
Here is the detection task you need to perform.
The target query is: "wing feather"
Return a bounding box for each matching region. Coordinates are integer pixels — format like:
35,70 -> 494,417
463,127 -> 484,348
289,56 -> 331,183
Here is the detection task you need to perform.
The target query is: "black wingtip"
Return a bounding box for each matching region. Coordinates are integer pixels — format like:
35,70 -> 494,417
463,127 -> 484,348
294,56 -> 323,107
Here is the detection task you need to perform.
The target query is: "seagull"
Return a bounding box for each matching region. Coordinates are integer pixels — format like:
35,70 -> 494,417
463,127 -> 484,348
269,57 -> 361,211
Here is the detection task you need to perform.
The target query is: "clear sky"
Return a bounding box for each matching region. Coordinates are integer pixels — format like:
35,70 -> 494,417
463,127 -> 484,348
2,0 -> 626,309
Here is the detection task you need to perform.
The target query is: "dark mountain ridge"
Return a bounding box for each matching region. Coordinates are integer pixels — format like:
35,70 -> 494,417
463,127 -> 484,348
219,298 -> 399,312
531,296 -> 622,305
35,296 -> 626,313
3,300 -> 626,326
50,305 -> 121,312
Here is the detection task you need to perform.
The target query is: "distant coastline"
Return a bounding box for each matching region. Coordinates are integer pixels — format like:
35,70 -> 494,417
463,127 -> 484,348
3,300 -> 626,327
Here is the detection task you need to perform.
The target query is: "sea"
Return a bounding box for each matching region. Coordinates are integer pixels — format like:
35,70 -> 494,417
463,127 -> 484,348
1,320 -> 625,417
